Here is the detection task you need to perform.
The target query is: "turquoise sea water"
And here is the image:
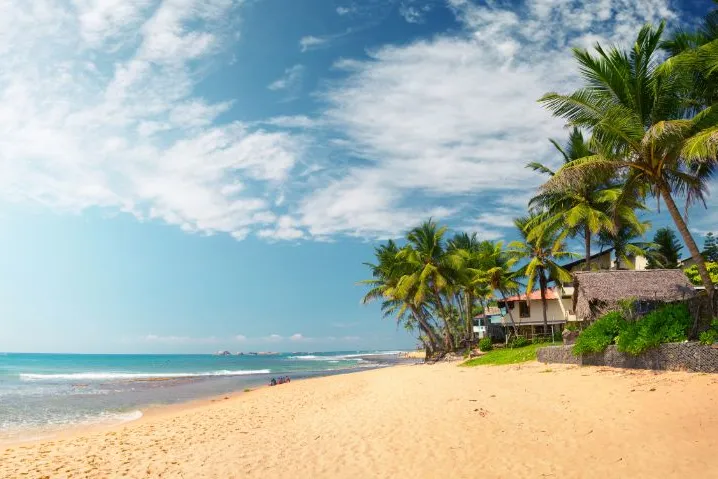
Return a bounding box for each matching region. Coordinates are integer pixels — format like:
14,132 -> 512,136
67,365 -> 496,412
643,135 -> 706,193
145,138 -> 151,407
0,351 -> 404,441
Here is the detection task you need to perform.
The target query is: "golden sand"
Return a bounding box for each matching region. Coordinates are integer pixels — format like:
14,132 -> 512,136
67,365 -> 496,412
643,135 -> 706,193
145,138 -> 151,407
2,362 -> 717,478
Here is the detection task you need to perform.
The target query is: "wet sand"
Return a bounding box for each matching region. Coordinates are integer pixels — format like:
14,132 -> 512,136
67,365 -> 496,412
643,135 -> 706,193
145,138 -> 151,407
2,361 -> 717,478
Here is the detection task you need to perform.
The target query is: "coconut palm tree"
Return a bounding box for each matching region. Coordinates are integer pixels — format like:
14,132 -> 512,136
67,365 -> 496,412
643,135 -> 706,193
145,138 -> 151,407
472,240 -> 522,336
359,240 -> 441,355
394,220 -> 456,351
539,22 -> 718,312
509,214 -> 575,334
528,128 -> 645,270
661,1 -> 718,110
596,220 -> 659,269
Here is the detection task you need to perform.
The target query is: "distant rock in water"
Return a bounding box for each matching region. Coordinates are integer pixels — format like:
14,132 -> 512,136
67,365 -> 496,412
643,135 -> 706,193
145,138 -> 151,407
215,350 -> 231,356
236,352 -> 244,356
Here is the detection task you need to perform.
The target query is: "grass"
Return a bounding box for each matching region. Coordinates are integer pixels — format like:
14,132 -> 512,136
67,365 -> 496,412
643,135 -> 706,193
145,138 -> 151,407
460,342 -> 561,367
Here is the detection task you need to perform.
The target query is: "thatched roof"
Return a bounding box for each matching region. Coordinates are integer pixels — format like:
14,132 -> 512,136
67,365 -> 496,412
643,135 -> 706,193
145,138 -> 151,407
573,270 -> 697,320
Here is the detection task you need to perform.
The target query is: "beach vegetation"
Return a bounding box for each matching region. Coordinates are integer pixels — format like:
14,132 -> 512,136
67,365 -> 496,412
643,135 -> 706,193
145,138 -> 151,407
572,311 -> 626,355
699,329 -> 718,345
684,262 -> 718,286
478,338 -> 493,352
461,342 -> 559,367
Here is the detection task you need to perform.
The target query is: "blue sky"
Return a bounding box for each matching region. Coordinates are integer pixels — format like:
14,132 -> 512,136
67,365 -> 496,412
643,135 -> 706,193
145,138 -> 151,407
0,0 -> 714,353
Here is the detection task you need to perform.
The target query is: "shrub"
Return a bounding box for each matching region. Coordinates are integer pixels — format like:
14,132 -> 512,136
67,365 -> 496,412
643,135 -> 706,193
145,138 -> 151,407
552,331 -> 563,343
615,303 -> 692,356
509,336 -> 529,348
572,311 -> 626,355
699,330 -> 718,345
478,337 -> 493,352
565,322 -> 579,332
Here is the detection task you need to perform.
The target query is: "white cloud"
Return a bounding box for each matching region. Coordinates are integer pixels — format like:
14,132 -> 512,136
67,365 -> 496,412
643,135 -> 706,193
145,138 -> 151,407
265,334 -> 283,342
399,1 -> 431,24
0,0 -> 306,241
257,215 -> 304,240
235,334 -> 247,341
299,35 -> 329,52
336,6 -> 356,16
297,0 -> 677,239
290,333 -> 304,341
268,64 -> 305,94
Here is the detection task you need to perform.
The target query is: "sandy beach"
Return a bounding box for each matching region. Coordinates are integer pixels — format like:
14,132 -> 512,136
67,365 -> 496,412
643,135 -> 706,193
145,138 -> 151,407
2,361 -> 717,478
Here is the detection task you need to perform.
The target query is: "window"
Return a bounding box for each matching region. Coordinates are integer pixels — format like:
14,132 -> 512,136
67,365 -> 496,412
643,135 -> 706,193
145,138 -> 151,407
519,301 -> 530,318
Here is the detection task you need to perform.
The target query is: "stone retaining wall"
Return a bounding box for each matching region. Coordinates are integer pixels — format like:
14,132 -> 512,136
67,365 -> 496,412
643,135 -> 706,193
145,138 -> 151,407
537,342 -> 718,373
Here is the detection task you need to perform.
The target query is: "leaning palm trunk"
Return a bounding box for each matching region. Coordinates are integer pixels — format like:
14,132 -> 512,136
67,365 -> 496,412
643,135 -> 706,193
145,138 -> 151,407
659,186 -> 715,319
584,225 -> 592,271
539,268 -> 549,337
465,292 -> 474,344
410,305 -> 440,354
434,292 -> 455,351
500,290 -> 519,337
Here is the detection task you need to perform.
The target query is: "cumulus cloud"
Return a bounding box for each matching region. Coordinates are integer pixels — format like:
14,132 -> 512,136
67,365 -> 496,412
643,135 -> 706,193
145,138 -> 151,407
296,0 -> 679,239
0,0 -> 304,241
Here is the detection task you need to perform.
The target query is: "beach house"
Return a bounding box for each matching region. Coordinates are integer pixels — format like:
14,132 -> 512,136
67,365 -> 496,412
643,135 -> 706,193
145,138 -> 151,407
496,287 -> 575,339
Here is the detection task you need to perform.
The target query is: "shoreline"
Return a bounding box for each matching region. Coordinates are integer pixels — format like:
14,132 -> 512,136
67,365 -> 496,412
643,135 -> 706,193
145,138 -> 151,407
3,361 -> 717,478
0,360 -> 405,448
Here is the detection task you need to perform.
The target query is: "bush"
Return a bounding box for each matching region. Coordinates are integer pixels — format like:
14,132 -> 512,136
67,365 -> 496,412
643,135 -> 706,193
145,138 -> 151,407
509,336 -> 529,348
572,311 -> 626,355
478,337 -> 493,352
552,330 -> 563,343
615,303 -> 692,356
699,329 -> 718,345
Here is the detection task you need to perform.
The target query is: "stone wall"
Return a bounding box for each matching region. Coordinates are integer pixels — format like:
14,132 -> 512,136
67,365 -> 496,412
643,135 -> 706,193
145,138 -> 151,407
537,342 -> 718,373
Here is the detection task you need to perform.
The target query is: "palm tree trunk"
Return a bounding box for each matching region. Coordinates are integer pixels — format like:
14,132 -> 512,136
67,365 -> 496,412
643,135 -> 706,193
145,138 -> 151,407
539,268 -> 549,337
410,305 -> 439,353
500,290 -> 519,336
465,292 -> 474,343
433,293 -> 455,351
659,187 -> 715,318
584,225 -> 592,271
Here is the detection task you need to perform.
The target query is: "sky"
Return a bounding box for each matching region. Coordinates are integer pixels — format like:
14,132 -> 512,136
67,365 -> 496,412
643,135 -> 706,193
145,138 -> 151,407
0,0 -> 714,354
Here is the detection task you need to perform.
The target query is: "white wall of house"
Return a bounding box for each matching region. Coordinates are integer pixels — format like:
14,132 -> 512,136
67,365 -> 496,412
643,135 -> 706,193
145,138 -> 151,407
502,297 -> 573,326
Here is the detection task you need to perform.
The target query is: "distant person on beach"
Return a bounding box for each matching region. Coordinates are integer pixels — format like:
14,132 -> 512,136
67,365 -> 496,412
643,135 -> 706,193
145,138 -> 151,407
270,378 -> 277,386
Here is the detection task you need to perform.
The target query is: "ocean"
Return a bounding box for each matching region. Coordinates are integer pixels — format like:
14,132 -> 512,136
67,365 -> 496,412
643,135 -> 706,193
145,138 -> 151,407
0,351 -> 405,442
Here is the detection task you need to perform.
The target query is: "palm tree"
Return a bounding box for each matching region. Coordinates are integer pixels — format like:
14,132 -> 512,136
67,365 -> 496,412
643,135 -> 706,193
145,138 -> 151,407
596,220 -> 659,269
359,240 -> 441,355
528,128 -> 644,270
395,220 -> 455,351
446,232 -> 484,344
539,23 -> 718,312
509,214 -> 575,334
661,1 -> 718,110
472,240 -> 522,336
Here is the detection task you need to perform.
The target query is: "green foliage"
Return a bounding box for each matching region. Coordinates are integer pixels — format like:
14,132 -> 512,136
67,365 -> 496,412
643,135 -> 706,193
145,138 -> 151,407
565,322 -> 579,331
699,329 -> 718,345
478,337 -> 493,352
552,331 -> 563,342
461,342 -> 559,367
572,311 -> 626,355
684,262 -> 718,286
615,303 -> 692,356
509,336 -> 530,348
648,227 -> 683,269
703,232 -> 718,262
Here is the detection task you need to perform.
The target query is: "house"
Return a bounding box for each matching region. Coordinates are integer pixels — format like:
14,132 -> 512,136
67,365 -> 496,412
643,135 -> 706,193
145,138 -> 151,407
472,306 -> 505,340
496,287 -> 575,339
572,269 -> 698,321
562,248 -> 648,273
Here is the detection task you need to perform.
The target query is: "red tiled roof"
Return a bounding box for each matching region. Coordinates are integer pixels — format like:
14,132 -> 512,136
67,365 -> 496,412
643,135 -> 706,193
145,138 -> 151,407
501,288 -> 559,302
